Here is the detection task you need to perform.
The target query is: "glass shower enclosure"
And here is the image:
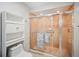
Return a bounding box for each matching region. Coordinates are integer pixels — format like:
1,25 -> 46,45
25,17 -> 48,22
30,5 -> 74,57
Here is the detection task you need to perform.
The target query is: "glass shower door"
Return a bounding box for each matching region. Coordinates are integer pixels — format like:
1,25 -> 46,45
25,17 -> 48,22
30,13 -> 73,57
62,13 -> 73,57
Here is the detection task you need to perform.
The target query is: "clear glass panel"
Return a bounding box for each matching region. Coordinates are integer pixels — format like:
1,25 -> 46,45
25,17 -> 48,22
30,17 -> 39,32
62,13 -> 73,57
30,13 -> 73,57
49,15 -> 60,56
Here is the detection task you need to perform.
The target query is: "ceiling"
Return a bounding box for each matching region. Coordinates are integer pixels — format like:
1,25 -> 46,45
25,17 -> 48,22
24,2 -> 73,11
25,2 -> 49,7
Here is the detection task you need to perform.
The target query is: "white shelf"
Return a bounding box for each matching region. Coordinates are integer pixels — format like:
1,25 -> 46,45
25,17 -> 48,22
6,37 -> 24,47
5,20 -> 24,25
1,11 -> 25,57
6,23 -> 24,34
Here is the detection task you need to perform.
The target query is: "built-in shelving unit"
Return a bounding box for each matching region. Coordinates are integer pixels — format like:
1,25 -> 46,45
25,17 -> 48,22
0,11 -> 25,57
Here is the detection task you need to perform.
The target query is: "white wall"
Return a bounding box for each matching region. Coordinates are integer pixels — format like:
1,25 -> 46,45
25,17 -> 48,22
0,2 -> 30,51
0,13 -> 2,56
74,2 -> 79,57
